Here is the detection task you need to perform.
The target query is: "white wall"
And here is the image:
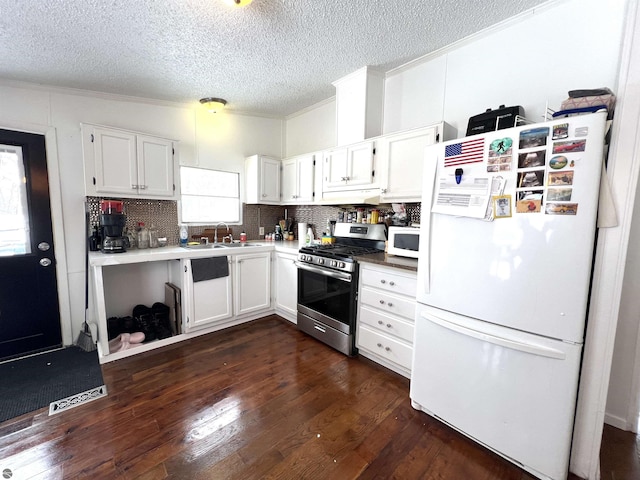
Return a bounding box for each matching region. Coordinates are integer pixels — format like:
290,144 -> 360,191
0,83 -> 282,344
284,97 -> 335,158
383,0 -> 626,136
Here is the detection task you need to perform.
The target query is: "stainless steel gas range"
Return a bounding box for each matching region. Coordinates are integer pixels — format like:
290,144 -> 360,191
295,223 -> 387,355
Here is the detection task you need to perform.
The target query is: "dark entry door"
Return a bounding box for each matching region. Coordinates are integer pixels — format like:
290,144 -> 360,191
0,129 -> 62,361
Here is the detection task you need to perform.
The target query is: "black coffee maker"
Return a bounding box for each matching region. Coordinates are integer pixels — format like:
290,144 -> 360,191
100,200 -> 127,253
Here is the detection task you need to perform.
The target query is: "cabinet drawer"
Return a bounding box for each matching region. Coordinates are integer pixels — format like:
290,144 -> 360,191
362,268 -> 416,296
360,286 -> 416,321
358,325 -> 413,370
359,305 -> 414,343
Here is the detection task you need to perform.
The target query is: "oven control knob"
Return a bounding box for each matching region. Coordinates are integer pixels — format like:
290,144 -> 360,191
317,258 -> 325,265
299,255 -> 306,261
330,260 -> 337,267
339,262 -> 346,268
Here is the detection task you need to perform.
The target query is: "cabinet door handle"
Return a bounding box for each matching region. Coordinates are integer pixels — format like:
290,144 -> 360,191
389,281 -> 395,286
381,188 -> 387,194
386,323 -> 392,328
385,346 -> 391,352
131,184 -> 139,189
387,302 -> 393,307
380,279 -> 386,284
378,320 -> 383,325
379,299 -> 385,305
377,343 -> 383,348
262,193 -> 267,197
139,185 -> 147,190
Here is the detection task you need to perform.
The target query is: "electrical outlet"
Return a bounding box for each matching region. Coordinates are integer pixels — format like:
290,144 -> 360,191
259,226 -> 265,236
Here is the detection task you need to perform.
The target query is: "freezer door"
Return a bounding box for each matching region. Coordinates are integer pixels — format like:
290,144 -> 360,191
410,304 -> 581,480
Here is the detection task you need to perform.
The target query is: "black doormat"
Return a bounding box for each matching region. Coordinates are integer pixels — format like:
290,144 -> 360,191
0,346 -> 105,423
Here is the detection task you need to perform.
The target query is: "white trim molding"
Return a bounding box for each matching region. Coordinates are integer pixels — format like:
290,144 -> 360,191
570,0 -> 640,477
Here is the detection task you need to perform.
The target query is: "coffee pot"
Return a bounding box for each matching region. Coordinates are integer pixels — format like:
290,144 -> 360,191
99,200 -> 127,253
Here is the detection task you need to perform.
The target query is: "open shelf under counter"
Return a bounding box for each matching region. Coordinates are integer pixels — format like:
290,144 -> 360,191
88,242 -> 276,363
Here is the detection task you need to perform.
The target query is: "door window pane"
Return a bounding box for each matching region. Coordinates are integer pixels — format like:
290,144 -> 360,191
0,145 -> 31,255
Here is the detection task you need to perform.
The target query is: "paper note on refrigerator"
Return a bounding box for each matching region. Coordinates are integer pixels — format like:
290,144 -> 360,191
432,174 -> 491,218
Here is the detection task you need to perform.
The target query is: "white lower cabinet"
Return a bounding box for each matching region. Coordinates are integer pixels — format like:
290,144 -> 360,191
274,251 -> 298,322
182,258 -> 233,333
356,263 -> 417,378
233,251 -> 272,316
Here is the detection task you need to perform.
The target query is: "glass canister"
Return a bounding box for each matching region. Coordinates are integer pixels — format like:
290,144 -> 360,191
136,222 -> 149,249
148,223 -> 159,248
356,208 -> 364,223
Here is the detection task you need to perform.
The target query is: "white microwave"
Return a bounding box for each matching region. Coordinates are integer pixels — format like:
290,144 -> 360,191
387,226 -> 420,258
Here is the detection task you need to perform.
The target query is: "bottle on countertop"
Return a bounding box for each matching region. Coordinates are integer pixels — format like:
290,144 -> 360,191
240,231 -> 247,242
371,209 -> 379,224
179,224 -> 188,246
89,224 -> 102,251
137,222 -> 149,249
306,227 -> 313,245
148,223 -> 159,248
125,227 -> 136,249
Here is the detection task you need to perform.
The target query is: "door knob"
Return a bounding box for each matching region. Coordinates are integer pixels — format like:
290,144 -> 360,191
39,258 -> 52,267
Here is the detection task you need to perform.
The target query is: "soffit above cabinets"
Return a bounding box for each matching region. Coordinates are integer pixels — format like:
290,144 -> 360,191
0,0 -> 549,117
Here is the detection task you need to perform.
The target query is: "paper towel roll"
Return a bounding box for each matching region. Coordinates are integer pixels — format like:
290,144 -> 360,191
298,222 -> 307,247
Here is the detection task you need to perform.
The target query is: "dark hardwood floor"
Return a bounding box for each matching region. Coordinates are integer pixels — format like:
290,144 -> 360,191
0,315 -> 636,479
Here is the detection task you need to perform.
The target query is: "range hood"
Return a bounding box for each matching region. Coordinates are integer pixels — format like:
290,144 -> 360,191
318,191 -> 381,206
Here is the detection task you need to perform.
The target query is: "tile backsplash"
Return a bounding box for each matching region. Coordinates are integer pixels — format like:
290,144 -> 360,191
87,197 -> 421,245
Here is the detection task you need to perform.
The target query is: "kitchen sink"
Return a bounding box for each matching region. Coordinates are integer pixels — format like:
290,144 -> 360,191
180,243 -> 226,249
221,243 -> 262,248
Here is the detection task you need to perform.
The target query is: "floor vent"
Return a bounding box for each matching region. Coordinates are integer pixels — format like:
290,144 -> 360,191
48,385 -> 108,416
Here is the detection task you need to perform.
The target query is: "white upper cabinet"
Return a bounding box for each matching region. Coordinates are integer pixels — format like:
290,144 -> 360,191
322,140 -> 376,192
245,154 -> 281,204
333,67 -> 384,146
377,123 -> 455,203
82,124 -> 178,199
281,153 -> 316,204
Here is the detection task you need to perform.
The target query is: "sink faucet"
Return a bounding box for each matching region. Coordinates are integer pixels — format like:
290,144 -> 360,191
214,222 -> 229,243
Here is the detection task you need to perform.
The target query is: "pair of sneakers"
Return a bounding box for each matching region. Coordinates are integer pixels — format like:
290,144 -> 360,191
108,332 -> 145,353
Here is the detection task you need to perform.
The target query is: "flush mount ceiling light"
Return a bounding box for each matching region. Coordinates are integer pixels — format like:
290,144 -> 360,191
200,97 -> 227,113
224,0 -> 253,6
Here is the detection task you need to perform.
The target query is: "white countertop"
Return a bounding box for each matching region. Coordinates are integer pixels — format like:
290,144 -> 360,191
89,240 -> 302,266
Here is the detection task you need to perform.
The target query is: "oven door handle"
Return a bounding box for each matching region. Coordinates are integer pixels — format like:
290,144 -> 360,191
294,261 -> 352,282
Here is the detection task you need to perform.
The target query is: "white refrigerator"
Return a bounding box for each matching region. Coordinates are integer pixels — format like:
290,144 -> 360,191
410,111 -> 608,480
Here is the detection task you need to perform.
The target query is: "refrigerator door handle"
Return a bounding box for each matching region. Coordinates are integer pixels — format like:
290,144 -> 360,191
423,312 -> 566,360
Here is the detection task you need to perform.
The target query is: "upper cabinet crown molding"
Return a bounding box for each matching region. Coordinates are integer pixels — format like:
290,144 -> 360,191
81,123 -> 179,200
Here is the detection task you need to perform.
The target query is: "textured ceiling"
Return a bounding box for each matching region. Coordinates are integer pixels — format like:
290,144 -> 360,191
0,0 -> 550,117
